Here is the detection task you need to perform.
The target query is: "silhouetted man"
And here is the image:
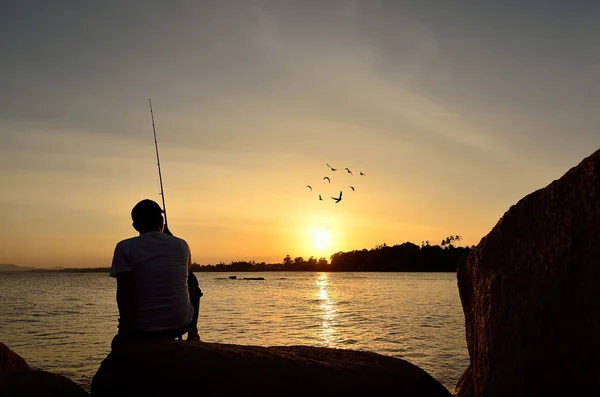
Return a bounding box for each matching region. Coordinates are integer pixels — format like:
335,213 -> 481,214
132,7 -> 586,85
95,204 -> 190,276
109,199 -> 202,348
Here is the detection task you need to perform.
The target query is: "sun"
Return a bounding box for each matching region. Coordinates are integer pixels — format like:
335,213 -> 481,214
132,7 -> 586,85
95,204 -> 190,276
312,228 -> 332,252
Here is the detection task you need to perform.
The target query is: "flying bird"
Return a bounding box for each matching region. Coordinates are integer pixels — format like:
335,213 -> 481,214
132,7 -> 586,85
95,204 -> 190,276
348,185 -> 355,191
306,185 -> 312,191
331,191 -> 342,203
327,164 -> 337,171
360,171 -> 366,176
345,168 -> 353,176
323,177 -> 331,183
319,194 -> 323,201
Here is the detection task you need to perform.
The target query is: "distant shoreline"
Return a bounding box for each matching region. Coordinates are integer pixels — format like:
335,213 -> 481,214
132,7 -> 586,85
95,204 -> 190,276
5,267 -> 458,274
2,240 -> 471,274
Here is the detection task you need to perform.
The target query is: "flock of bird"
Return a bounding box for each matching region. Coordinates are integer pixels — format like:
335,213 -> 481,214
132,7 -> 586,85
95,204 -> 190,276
306,163 -> 366,203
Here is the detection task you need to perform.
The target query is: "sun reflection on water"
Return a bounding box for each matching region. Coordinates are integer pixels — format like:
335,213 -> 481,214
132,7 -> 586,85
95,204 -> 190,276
315,272 -> 337,347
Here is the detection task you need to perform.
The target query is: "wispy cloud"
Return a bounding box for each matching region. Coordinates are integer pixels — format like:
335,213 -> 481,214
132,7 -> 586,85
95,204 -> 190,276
430,112 -> 460,118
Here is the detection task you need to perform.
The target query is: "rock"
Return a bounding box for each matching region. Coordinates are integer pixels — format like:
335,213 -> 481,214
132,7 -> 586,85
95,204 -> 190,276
453,365 -> 473,397
0,370 -> 89,397
0,343 -> 30,373
456,149 -> 600,396
91,340 -> 452,397
0,342 -> 89,396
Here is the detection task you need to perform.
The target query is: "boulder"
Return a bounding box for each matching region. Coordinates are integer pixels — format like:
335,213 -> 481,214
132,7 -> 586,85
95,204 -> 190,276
456,149 -> 600,396
0,342 -> 89,396
91,340 -> 452,397
0,343 -> 30,373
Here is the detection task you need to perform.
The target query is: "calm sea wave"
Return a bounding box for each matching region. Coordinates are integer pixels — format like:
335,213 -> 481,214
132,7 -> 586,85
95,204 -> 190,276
0,272 -> 469,392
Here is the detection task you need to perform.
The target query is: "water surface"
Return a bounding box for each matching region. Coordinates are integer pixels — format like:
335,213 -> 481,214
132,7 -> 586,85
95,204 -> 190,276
0,272 -> 468,391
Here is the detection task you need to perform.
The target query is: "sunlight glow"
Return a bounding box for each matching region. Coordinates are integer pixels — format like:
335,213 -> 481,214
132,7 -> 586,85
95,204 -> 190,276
312,228 -> 332,252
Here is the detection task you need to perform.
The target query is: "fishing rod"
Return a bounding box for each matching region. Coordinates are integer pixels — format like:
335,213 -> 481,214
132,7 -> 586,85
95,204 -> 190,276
149,98 -> 168,228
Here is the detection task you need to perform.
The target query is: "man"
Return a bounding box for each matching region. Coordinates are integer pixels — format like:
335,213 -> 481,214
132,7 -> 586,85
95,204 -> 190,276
109,199 -> 201,348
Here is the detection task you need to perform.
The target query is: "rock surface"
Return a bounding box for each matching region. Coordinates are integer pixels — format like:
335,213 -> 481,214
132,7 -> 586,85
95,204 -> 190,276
453,366 -> 473,397
0,342 -> 30,373
0,342 -> 89,396
91,340 -> 452,397
455,148 -> 600,396
0,370 -> 90,397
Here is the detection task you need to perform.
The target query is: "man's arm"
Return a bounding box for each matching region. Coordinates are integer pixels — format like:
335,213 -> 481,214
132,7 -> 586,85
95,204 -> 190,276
110,243 -> 137,335
116,272 -> 137,335
185,241 -> 200,340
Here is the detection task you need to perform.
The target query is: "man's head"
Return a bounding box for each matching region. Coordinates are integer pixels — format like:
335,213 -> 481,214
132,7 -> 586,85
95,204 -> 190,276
131,199 -> 164,233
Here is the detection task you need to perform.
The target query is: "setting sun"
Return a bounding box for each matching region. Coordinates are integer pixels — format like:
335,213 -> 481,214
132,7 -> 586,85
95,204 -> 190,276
312,229 -> 332,252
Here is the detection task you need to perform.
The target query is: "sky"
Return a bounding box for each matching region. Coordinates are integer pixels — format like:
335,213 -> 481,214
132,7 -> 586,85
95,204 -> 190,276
1,1 -> 599,267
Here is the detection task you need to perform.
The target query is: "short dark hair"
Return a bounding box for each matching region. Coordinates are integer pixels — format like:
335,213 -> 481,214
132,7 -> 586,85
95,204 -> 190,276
131,199 -> 164,231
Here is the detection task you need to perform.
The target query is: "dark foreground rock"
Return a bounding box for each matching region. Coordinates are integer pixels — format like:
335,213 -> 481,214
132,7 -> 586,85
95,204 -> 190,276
0,342 -> 89,396
91,340 -> 452,397
0,343 -> 30,373
456,148 -> 600,397
0,370 -> 90,397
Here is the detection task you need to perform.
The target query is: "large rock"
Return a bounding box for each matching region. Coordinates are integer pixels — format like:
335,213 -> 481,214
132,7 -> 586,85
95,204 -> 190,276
0,342 -> 89,396
456,149 -> 600,396
91,340 -> 452,396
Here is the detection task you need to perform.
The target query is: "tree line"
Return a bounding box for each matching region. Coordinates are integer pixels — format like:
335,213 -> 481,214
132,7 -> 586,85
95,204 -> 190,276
191,236 -> 471,273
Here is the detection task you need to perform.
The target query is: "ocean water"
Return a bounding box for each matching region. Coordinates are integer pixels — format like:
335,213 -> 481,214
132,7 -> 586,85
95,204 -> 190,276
0,272 -> 469,392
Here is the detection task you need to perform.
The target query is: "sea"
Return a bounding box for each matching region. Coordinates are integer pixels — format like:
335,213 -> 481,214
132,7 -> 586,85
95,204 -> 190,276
0,271 -> 469,392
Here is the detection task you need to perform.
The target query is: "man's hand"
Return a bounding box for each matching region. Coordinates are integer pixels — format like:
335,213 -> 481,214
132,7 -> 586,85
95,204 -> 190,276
163,224 -> 173,236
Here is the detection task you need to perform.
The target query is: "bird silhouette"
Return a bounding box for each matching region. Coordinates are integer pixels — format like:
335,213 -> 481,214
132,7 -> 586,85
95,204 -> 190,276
323,177 -> 331,183
319,194 -> 323,201
331,191 -> 342,203
359,171 -> 366,176
349,185 -> 355,191
345,168 -> 353,176
306,185 -> 312,191
327,164 -> 337,171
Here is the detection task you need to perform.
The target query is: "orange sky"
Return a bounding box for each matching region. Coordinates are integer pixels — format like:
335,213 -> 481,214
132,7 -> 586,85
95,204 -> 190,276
1,2 -> 599,267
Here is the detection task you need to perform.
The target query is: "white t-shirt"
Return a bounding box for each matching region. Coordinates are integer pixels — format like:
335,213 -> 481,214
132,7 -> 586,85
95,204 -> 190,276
110,231 -> 194,332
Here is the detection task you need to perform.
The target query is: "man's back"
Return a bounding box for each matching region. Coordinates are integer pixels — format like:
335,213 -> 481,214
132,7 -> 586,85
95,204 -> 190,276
110,231 -> 194,332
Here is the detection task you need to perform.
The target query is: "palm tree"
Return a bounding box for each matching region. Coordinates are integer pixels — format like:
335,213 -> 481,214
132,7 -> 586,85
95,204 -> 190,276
455,235 -> 462,246
441,235 -> 458,248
